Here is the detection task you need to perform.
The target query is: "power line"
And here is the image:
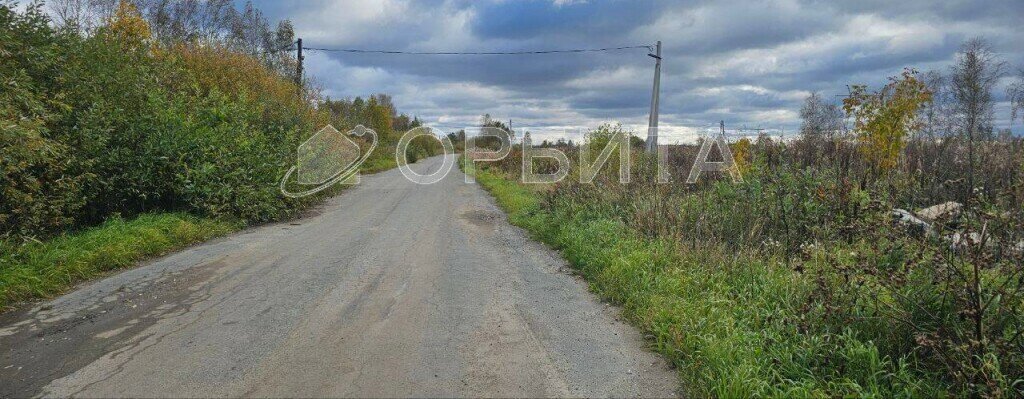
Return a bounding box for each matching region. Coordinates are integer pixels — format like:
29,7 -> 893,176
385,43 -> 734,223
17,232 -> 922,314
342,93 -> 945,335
288,39 -> 662,131
260,42 -> 297,54
299,44 -> 653,55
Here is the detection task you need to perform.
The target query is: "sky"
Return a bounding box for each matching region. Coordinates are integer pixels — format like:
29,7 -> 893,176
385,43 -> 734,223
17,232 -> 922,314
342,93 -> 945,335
250,0 -> 1023,143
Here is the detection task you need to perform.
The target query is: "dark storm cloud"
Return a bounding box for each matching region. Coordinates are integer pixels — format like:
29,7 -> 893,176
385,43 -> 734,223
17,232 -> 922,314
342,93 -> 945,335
568,88 -> 651,111
256,0 -> 1024,135
470,1 -> 660,42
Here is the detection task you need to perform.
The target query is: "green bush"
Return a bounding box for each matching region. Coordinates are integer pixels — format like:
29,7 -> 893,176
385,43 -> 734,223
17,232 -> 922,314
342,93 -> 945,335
0,2 -> 321,238
1,1 -> 429,308
0,3 -> 86,236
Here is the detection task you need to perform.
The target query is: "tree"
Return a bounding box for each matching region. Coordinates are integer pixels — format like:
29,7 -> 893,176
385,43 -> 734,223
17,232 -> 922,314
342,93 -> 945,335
1009,68 -> 1024,126
476,113 -> 513,150
49,0 -> 89,32
799,92 -> 843,139
920,70 -> 954,139
950,38 -> 1006,196
951,38 -> 1005,141
269,19 -> 295,76
732,137 -> 752,174
193,0 -> 233,41
447,130 -> 466,151
107,0 -> 151,44
362,96 -> 395,143
843,68 -> 932,174
1,1 -> 87,234
143,0 -> 200,45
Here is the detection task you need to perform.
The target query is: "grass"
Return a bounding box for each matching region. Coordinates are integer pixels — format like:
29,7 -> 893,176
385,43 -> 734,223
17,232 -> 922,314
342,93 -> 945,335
0,152 -> 412,311
472,167 -> 946,397
0,213 -> 239,310
360,154 -> 398,174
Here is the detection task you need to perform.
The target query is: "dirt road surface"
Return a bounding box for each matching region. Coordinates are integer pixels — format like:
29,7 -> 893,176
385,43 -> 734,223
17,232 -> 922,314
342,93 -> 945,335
0,155 -> 678,398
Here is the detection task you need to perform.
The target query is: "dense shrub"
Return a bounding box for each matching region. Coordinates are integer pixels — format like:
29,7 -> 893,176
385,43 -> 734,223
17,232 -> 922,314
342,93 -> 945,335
0,2 -> 327,238
1,3 -> 87,236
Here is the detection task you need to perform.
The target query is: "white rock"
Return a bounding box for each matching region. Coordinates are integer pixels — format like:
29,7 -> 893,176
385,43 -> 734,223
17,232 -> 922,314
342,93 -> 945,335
947,231 -> 983,251
915,201 -> 962,223
892,209 -> 936,238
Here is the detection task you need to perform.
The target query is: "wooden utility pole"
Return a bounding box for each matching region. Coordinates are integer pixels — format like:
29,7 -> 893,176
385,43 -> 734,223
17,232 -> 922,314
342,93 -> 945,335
295,38 -> 304,89
645,41 -> 662,152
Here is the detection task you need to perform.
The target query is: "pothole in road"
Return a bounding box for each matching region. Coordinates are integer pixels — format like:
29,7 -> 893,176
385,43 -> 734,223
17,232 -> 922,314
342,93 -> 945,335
459,209 -> 499,228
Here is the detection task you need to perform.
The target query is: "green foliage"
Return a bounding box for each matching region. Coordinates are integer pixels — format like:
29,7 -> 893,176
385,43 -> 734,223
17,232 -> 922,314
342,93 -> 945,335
320,95 -> 440,173
0,212 -> 238,309
475,138 -> 1023,397
474,167 -> 945,397
0,1 -> 425,307
0,2 -> 330,237
152,91 -> 303,223
0,2 -> 86,236
844,69 -> 933,174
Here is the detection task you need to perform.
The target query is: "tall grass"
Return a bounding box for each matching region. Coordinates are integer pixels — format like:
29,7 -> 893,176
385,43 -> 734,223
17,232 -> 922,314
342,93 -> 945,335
0,213 -> 238,309
474,168 -> 948,396
473,122 -> 1024,396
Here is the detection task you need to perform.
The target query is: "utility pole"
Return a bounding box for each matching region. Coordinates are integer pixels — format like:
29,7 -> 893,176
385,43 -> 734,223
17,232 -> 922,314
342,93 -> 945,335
295,38 -> 304,89
645,41 -> 662,152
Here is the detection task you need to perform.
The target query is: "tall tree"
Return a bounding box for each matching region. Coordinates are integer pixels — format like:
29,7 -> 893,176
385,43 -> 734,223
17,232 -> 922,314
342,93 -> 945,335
843,69 -> 932,175
1009,68 -> 1024,126
476,113 -> 513,150
49,0 -> 118,33
49,0 -> 89,32
950,38 -> 1006,196
799,92 -> 843,139
920,70 -> 953,139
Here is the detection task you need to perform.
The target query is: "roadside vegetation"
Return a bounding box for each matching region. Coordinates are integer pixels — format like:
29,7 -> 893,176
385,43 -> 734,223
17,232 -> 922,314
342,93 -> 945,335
0,213 -> 237,306
0,0 -> 438,309
475,41 -> 1024,397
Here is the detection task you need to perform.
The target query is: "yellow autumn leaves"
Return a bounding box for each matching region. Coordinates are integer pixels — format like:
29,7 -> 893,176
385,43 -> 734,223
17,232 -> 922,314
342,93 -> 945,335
107,1 -> 151,44
844,69 -> 933,174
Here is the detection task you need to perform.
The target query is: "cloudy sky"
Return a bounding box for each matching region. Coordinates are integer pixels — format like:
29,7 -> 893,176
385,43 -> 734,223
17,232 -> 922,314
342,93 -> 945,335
252,0 -> 1023,142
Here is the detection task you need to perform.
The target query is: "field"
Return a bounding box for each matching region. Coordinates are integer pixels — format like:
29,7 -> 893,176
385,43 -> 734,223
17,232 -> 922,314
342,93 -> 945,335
471,118 -> 1024,396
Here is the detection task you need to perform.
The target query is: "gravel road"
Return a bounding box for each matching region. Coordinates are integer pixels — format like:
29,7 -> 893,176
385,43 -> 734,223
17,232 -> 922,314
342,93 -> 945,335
0,155 -> 678,398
